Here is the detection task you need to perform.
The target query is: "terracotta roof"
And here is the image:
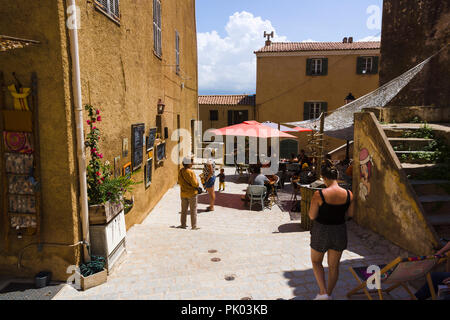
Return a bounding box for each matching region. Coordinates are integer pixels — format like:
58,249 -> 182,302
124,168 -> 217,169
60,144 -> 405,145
0,35 -> 40,52
255,41 -> 380,54
199,95 -> 256,106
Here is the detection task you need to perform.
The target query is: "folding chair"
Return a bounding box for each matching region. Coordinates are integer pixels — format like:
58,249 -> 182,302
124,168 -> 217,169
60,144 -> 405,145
247,185 -> 267,211
347,254 -> 448,300
290,177 -> 301,202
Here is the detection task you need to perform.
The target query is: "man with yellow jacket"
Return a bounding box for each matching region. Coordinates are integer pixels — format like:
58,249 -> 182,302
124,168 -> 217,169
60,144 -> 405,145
178,157 -> 201,230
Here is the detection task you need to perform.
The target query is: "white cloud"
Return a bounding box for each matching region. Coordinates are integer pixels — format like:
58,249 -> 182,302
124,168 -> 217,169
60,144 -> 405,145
301,39 -> 317,42
357,35 -> 381,42
197,11 -> 288,94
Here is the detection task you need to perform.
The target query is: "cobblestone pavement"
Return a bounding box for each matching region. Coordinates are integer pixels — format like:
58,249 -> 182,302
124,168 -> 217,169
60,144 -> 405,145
54,168 -> 413,300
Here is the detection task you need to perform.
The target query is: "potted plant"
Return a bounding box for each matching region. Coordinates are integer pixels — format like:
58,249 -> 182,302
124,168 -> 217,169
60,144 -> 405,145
84,105 -> 141,225
79,256 -> 108,291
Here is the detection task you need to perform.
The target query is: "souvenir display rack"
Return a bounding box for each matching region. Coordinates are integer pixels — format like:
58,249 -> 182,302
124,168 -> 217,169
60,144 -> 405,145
0,71 -> 42,246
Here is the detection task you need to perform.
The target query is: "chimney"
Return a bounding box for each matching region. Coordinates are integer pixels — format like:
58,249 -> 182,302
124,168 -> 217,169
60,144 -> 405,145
343,37 -> 348,43
348,37 -> 353,43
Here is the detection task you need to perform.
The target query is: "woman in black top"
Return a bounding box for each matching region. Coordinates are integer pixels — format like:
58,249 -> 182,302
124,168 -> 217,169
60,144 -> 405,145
308,165 -> 354,300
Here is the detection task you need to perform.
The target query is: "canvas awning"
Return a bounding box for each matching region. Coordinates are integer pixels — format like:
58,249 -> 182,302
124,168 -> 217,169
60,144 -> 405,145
285,54 -> 436,141
0,35 -> 40,52
209,121 -> 297,138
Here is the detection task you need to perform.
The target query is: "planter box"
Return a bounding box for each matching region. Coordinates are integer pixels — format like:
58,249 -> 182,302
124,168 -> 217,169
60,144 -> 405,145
90,211 -> 127,272
89,200 -> 124,225
80,268 -> 107,291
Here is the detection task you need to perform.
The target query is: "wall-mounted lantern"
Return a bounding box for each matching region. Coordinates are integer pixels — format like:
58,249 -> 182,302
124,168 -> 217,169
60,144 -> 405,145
157,99 -> 165,115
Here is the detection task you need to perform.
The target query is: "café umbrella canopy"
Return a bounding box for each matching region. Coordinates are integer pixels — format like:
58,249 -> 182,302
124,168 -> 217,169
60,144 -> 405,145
261,121 -> 312,133
210,121 -> 297,139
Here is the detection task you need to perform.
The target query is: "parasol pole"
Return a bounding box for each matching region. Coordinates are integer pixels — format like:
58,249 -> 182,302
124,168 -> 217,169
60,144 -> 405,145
316,112 -> 325,179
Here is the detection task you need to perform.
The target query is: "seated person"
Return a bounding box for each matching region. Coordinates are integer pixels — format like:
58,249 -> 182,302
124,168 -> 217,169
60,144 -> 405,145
289,153 -> 299,163
414,241 -> 450,300
242,166 -> 272,201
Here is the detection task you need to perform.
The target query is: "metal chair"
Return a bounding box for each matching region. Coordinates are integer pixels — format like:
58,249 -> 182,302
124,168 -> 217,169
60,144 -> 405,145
247,185 -> 267,211
290,177 -> 301,202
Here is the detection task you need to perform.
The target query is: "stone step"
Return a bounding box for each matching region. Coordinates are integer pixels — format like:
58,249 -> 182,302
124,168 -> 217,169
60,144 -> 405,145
420,195 -> 450,216
395,151 -> 438,164
410,180 -> 450,197
402,163 -> 446,178
389,138 -> 434,151
427,214 -> 450,226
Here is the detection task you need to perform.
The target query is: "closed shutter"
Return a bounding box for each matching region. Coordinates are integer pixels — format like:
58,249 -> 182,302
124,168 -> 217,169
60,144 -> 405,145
153,0 -> 162,56
306,59 -> 312,76
356,57 -> 364,74
372,56 -> 379,74
303,102 -> 310,120
321,102 -> 328,115
228,110 -> 233,125
321,58 -> 328,75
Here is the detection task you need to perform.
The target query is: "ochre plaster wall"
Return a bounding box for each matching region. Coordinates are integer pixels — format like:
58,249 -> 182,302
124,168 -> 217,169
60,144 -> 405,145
0,1 -> 81,280
199,104 -> 255,136
353,112 -> 439,255
256,52 -> 379,153
75,0 -> 198,229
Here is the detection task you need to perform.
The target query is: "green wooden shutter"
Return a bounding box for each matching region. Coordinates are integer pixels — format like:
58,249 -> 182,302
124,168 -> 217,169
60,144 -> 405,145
321,58 -> 328,75
372,56 -> 379,74
321,102 -> 328,115
227,110 -> 233,125
356,57 -> 364,74
306,59 -> 312,76
303,102 -> 310,120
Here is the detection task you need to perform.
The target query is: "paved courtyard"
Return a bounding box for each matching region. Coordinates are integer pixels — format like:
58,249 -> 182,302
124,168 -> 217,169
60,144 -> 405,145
54,167 -> 413,300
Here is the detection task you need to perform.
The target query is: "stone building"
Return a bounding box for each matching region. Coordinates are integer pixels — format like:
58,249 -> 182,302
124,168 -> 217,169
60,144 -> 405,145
198,94 -> 256,136
254,39 -> 380,153
380,0 -> 450,107
0,0 -> 198,280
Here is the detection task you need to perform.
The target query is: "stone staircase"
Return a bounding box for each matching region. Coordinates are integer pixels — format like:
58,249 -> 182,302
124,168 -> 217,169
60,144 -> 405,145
382,123 -> 450,243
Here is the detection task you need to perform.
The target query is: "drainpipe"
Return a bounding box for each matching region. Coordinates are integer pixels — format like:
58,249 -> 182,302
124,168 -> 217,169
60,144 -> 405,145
67,0 -> 90,262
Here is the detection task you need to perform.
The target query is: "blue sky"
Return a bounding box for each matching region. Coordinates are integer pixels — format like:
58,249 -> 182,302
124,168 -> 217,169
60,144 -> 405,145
196,0 -> 383,95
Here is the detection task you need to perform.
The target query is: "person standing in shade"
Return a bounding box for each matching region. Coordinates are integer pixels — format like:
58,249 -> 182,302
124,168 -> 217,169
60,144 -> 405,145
308,165 -> 354,300
178,157 -> 200,230
203,158 -> 216,212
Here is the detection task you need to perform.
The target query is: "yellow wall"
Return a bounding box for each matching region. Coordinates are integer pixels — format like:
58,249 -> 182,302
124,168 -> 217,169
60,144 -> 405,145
0,0 -> 198,280
353,112 -> 438,255
199,104 -> 255,136
76,0 -> 198,229
0,1 -> 81,280
256,51 -> 380,153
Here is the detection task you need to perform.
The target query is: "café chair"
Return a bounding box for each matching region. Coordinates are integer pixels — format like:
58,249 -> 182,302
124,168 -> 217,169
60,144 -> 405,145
247,185 -> 267,211
347,254 -> 448,300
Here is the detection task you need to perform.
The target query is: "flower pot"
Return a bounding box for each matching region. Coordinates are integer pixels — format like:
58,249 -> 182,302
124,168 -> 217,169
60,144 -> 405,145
89,199 -> 124,225
80,268 -> 107,291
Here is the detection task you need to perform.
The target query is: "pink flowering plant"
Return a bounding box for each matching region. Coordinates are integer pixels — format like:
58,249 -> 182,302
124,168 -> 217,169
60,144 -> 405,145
84,104 -> 140,206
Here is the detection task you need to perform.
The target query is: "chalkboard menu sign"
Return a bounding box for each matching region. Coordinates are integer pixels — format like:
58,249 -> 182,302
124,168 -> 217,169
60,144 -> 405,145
145,158 -> 153,188
156,142 -> 166,163
131,124 -> 145,171
147,128 -> 157,152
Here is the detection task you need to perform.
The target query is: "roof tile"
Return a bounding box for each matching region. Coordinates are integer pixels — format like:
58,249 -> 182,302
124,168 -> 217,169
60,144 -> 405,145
199,95 -> 256,106
255,41 -> 380,54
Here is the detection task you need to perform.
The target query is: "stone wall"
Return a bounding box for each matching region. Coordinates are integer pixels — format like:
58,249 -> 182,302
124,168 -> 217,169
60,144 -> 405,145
353,112 -> 439,255
380,0 -> 450,107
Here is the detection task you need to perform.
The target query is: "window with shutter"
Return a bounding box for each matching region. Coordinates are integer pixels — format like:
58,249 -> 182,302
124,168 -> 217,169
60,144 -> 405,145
303,102 -> 310,120
307,58 -> 327,76
210,110 -> 218,121
175,31 -> 180,74
153,0 -> 162,57
357,56 -> 378,74
94,0 -> 120,23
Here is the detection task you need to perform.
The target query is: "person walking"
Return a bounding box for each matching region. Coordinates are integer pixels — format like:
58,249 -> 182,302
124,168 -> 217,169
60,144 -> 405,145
308,165 -> 354,300
203,158 -> 216,212
178,157 -> 200,230
217,168 -> 226,192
